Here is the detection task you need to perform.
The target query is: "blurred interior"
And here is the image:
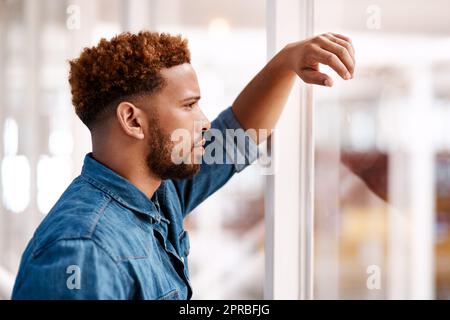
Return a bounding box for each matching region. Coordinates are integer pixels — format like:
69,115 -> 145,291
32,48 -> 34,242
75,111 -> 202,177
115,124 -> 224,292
314,0 -> 450,299
0,0 -> 266,299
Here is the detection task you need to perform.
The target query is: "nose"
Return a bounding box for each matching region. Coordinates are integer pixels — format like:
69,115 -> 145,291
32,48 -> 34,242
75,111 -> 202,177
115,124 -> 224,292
200,111 -> 211,133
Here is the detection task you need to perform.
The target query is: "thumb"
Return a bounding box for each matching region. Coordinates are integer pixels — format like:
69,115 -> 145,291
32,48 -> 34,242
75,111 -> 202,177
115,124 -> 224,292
300,69 -> 333,87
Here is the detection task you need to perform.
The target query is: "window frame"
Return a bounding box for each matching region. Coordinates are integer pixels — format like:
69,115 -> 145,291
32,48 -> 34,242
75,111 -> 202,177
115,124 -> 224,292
265,0 -> 315,300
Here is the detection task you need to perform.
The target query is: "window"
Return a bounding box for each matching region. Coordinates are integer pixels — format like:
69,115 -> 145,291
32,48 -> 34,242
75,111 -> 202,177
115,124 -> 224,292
1,0 -> 447,301
313,0 -> 450,300
266,0 -> 450,300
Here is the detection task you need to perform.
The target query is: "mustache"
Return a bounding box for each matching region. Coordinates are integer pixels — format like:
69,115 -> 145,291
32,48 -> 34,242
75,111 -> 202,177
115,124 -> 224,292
192,134 -> 206,148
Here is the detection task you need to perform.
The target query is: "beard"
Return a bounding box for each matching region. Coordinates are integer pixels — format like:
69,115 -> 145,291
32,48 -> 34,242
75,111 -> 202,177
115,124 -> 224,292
145,115 -> 201,180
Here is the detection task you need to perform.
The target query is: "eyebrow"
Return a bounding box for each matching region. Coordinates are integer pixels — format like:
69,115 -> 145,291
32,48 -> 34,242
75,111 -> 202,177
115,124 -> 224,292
180,96 -> 201,103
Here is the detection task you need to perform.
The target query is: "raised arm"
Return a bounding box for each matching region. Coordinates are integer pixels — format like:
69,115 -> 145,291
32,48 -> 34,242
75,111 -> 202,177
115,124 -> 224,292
231,34 -> 388,201
231,33 -> 355,144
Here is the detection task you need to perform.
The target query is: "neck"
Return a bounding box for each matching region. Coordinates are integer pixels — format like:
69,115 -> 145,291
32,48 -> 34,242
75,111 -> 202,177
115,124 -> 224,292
91,149 -> 161,200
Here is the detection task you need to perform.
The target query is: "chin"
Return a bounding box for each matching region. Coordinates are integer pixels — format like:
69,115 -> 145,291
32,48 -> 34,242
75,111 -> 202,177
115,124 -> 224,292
156,163 -> 201,181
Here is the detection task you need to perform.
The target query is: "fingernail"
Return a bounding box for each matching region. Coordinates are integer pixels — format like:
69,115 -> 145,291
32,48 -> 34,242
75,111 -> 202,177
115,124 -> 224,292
345,72 -> 351,80
324,79 -> 332,87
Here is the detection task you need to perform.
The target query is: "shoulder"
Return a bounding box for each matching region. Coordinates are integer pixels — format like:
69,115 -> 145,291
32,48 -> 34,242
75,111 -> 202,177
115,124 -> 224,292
29,176 -> 145,260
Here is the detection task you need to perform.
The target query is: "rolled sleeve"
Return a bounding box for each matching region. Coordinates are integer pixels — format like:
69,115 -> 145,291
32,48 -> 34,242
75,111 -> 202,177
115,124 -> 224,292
213,106 -> 259,172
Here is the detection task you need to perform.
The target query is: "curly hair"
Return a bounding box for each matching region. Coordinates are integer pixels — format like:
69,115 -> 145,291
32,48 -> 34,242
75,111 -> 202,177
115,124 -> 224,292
68,31 -> 191,128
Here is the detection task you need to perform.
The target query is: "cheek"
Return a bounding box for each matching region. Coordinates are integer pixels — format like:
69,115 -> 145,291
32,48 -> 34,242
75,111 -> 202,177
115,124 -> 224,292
166,124 -> 194,159
170,114 -> 200,142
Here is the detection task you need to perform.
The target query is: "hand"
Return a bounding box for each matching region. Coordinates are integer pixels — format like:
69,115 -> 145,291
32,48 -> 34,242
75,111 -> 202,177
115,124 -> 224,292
281,33 -> 355,87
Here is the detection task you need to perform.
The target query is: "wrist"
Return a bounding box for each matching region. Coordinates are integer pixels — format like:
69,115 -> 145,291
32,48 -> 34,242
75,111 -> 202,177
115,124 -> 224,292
269,46 -> 297,76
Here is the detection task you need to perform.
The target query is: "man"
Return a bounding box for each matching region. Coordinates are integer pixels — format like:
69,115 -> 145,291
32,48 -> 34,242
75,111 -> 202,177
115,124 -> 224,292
12,31 -> 355,299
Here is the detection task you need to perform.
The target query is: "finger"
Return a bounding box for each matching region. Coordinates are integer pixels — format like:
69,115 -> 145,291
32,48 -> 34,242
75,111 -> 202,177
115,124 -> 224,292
326,34 -> 356,76
300,69 -> 333,87
329,33 -> 356,66
330,33 -> 352,43
316,36 -> 354,77
313,47 -> 351,80
324,33 -> 355,61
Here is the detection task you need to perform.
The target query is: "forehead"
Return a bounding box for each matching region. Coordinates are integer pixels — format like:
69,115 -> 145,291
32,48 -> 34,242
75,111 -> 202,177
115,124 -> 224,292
158,63 -> 200,98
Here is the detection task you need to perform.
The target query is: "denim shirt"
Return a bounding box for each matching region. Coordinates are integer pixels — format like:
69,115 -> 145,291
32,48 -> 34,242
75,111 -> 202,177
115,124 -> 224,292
12,106 -> 258,300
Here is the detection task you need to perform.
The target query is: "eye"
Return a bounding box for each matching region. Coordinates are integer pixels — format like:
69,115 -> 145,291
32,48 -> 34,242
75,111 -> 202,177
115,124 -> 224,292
185,101 -> 197,109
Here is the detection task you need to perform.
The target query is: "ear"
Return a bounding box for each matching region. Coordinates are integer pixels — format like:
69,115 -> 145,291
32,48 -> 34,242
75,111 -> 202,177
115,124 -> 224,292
116,102 -> 145,140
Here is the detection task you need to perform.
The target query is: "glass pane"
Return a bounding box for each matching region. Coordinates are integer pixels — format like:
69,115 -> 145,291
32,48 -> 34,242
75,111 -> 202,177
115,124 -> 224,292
314,0 -> 450,299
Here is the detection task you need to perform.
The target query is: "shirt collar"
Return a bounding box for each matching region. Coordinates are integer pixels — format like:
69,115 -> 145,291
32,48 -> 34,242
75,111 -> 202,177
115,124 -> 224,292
80,153 -> 169,224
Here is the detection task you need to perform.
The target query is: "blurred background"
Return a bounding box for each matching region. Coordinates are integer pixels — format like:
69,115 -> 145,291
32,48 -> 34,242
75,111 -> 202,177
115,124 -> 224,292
313,0 -> 450,299
0,0 -> 266,299
0,0 -> 449,300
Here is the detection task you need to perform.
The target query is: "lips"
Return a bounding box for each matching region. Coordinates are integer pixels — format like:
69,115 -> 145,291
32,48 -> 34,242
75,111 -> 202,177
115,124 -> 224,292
193,138 -> 206,148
